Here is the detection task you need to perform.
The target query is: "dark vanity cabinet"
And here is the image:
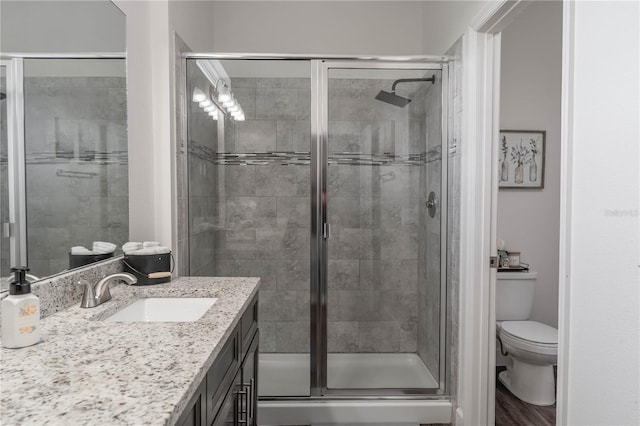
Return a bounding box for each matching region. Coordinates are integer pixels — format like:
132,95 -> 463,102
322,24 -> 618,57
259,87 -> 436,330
178,296 -> 259,426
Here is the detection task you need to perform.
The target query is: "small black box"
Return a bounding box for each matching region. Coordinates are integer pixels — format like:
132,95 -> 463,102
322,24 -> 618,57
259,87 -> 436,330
123,253 -> 172,285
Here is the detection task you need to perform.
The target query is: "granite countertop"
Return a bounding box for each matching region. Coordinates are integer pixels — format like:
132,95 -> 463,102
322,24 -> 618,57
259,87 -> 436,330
0,276 -> 260,426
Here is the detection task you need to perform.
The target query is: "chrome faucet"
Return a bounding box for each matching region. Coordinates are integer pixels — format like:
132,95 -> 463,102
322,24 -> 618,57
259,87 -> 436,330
78,272 -> 137,308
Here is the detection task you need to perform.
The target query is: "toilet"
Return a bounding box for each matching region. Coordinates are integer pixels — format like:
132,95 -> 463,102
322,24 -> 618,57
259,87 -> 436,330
496,271 -> 558,406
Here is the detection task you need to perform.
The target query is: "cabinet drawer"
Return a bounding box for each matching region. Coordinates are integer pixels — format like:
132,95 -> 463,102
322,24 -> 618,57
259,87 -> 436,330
240,297 -> 258,355
206,327 -> 240,424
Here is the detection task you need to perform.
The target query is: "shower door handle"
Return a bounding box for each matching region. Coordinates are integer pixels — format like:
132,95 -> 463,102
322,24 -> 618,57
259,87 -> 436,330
323,223 -> 330,239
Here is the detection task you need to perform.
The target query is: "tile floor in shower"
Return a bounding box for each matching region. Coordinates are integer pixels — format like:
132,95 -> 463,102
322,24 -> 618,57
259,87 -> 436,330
259,353 -> 438,396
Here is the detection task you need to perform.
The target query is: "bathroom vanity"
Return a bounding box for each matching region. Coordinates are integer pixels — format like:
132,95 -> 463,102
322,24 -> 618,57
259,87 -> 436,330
0,276 -> 259,426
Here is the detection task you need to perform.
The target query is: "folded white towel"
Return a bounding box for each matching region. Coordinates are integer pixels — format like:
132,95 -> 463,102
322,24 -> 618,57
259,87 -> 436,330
143,241 -> 160,248
126,246 -> 171,256
122,242 -> 143,254
92,241 -> 116,254
153,246 -> 170,255
71,246 -> 94,255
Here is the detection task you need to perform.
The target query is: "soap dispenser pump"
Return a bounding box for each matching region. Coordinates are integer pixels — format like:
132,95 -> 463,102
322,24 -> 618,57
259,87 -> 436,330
2,266 -> 40,348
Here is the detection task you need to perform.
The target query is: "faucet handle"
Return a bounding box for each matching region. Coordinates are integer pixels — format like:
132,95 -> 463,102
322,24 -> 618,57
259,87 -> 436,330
78,279 -> 96,308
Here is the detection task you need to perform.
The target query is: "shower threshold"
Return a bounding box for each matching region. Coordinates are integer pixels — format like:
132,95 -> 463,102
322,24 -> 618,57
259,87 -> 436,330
258,353 -> 451,424
259,352 -> 439,396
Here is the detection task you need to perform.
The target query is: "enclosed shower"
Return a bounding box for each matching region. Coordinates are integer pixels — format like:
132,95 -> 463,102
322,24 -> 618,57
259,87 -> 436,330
183,57 -> 449,422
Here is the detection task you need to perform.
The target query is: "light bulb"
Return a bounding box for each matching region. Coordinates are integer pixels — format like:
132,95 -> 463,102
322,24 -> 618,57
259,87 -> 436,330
228,104 -> 239,113
209,110 -> 218,120
218,83 -> 231,103
192,87 -> 207,103
223,97 -> 236,108
199,99 -> 212,108
235,113 -> 245,121
203,105 -> 216,112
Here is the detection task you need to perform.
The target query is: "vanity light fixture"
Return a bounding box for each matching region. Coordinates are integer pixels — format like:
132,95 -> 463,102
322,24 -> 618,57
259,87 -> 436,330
196,59 -> 244,121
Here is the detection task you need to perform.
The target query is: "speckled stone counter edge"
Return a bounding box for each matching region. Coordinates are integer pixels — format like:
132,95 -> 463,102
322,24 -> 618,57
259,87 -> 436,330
1,276 -> 260,426
0,257 -> 123,318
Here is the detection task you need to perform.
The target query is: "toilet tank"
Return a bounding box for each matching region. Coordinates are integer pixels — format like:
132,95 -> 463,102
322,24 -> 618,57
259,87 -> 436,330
496,271 -> 538,321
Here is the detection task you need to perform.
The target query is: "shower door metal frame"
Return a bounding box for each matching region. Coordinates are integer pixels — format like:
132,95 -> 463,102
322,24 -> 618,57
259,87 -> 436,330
1,58 -> 27,270
312,59 -> 449,397
182,53 -> 451,401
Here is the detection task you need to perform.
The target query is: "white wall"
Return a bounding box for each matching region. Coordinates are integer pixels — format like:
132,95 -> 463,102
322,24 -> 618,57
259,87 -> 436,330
210,1 -> 485,55
0,1 -> 125,53
560,1 -> 639,424
113,0 -> 218,247
168,1 -> 215,52
498,1 -> 562,328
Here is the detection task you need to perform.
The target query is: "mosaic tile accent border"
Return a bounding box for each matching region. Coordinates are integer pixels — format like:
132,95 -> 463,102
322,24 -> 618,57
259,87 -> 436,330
188,140 -> 442,167
0,151 -> 128,166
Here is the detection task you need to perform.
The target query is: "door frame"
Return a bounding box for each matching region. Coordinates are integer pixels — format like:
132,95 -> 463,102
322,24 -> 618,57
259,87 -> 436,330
457,1 -> 533,424
312,60 -> 449,397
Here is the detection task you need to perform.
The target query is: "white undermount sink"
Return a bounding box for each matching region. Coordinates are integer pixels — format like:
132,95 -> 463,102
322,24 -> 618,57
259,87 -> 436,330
104,298 -> 218,323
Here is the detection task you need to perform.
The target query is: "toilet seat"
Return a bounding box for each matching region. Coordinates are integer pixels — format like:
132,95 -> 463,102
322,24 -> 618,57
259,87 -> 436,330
500,320 -> 558,355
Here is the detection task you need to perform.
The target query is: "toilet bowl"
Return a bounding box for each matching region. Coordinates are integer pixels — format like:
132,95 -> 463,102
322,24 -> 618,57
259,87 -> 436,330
496,271 -> 558,406
497,320 -> 557,406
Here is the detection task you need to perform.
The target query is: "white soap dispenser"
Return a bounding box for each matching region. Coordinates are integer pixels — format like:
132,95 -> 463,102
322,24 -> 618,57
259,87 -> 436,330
2,267 -> 40,348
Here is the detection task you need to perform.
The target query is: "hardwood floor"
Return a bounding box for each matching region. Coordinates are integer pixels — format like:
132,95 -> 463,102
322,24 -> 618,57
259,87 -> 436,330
495,368 -> 556,426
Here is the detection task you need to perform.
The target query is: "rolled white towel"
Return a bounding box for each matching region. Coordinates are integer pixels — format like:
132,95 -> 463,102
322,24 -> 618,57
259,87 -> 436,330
122,242 -> 143,254
93,241 -> 116,254
71,246 -> 94,255
154,246 -> 171,255
143,241 -> 160,248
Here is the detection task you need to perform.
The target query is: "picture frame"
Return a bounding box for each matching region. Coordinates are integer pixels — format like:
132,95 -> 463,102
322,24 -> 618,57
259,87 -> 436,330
498,130 -> 545,188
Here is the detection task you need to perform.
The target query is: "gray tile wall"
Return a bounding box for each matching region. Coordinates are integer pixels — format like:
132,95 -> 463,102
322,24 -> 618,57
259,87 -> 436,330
325,77 -> 437,355
215,77 -> 312,352
417,75 -> 444,380
23,75 -> 128,278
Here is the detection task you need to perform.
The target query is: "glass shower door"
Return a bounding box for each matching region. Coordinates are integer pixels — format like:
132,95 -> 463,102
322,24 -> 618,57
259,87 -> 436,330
321,64 -> 446,393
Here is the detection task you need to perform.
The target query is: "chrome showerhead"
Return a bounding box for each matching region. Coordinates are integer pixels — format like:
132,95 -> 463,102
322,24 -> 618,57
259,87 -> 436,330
375,90 -> 411,107
375,76 -> 436,108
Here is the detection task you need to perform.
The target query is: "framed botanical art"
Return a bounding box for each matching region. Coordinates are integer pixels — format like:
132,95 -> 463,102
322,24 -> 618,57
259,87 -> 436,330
498,130 -> 545,188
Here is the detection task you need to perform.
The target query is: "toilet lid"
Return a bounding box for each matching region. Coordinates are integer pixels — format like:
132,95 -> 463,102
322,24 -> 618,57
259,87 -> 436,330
501,321 -> 558,345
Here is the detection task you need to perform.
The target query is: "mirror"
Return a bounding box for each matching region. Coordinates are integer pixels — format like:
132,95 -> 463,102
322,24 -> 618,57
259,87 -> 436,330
0,1 -> 127,291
